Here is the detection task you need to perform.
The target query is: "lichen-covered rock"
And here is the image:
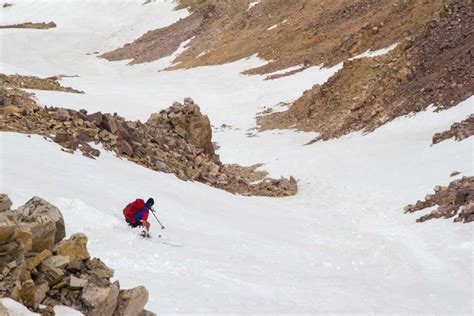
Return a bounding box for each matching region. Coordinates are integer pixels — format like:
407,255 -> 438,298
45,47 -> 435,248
16,196 -> 66,245
54,233 -> 89,262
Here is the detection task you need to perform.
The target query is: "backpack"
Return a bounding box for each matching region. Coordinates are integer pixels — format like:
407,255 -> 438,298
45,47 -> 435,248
123,199 -> 145,223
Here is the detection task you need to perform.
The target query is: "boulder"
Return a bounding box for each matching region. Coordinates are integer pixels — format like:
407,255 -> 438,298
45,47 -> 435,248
16,196 -> 66,246
114,286 -> 148,316
140,310 -> 157,316
19,217 -> 55,253
82,281 -> 119,316
0,193 -> 12,212
55,233 -> 89,262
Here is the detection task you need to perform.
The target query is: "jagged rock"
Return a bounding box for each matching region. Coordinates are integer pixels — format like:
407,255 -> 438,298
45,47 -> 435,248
82,281 -> 119,316
114,286 -> 149,316
102,113 -> 118,134
16,196 -> 66,246
54,233 -> 89,262
26,249 -> 52,271
69,275 -> 88,290
0,193 -> 12,212
43,255 -> 70,269
140,310 -> 157,316
86,258 -> 114,279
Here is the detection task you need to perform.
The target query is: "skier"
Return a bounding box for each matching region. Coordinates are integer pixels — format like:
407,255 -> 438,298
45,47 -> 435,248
123,198 -> 154,237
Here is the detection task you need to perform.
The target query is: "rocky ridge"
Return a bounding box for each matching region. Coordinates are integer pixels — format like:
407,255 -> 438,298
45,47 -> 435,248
404,176 -> 474,223
432,115 -> 474,144
0,74 -> 297,197
258,0 -> 473,141
0,194 -> 154,315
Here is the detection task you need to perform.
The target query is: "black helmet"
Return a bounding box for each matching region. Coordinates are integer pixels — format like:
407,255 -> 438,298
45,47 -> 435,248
146,198 -> 154,207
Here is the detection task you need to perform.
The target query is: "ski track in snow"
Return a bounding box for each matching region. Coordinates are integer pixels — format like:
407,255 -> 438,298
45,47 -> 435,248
1,1 -> 473,314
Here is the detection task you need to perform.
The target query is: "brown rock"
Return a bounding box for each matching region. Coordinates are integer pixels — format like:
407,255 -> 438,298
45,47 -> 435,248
54,109 -> 71,122
54,131 -> 70,143
34,282 -> 49,306
0,193 -> 12,212
0,211 -> 16,245
86,112 -> 103,126
114,286 -> 149,316
20,279 -> 36,307
26,249 -> 52,271
117,139 -> 134,156
16,196 -> 66,246
102,113 -> 118,134
86,258 -> 114,279
70,275 -> 88,290
55,233 -> 89,262
42,255 -> 70,269
82,281 -> 119,316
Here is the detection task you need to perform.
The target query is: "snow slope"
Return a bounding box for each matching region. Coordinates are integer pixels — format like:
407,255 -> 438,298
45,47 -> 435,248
1,0 -> 473,314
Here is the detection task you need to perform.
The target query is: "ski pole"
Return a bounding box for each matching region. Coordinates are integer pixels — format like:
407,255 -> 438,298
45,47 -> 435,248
150,208 -> 165,229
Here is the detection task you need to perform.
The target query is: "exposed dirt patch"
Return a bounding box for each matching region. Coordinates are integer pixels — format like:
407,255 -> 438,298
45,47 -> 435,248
0,21 -> 56,29
0,74 -> 297,197
404,176 -> 474,223
432,115 -> 474,144
102,0 -> 443,75
259,0 -> 474,140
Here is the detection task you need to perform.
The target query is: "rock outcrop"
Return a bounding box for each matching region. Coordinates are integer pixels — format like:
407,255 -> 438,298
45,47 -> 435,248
1,74 -> 298,197
404,176 -> 474,223
0,194 -> 155,315
432,115 -> 474,145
